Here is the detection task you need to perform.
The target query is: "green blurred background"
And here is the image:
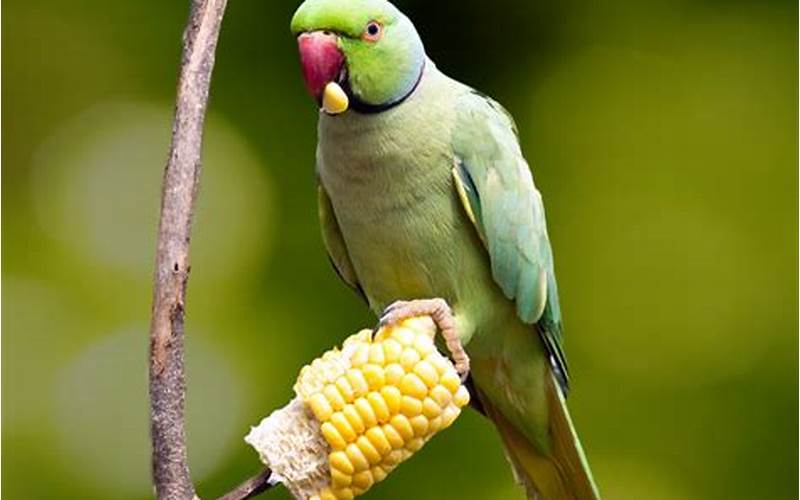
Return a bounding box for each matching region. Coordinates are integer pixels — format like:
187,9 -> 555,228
2,0 -> 797,498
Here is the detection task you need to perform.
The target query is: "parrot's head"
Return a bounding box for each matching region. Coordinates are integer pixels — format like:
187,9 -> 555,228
291,0 -> 425,115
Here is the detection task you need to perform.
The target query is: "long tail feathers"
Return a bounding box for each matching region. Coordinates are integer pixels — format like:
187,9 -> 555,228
483,374 -> 601,500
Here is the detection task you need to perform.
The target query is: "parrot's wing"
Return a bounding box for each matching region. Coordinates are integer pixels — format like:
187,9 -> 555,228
451,90 -> 569,393
317,182 -> 367,303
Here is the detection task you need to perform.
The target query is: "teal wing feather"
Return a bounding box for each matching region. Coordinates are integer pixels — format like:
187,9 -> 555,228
452,90 -> 569,393
317,182 -> 367,303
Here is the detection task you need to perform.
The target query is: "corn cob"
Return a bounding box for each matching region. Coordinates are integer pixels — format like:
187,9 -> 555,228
245,316 -> 470,499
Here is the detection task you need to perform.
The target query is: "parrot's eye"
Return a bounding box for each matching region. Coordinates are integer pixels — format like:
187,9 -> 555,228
363,21 -> 382,42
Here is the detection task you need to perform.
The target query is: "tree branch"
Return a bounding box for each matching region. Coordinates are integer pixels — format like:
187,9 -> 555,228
148,1 -> 228,499
217,469 -> 275,500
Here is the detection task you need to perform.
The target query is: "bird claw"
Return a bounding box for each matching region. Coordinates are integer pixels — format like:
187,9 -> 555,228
378,298 -> 470,378
379,300 -> 410,326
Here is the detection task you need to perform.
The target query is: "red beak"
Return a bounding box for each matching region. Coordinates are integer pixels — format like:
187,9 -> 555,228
297,31 -> 345,101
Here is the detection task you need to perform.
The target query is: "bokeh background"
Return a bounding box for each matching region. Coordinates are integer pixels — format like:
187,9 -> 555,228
3,0 -> 797,498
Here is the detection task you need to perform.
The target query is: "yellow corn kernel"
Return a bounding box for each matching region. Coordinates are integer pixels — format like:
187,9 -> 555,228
350,343 -> 369,367
333,487 -> 354,500
330,450 -> 355,475
422,397 -> 442,419
428,415 -> 442,433
382,339 -> 402,363
330,412 -> 357,442
413,334 -> 434,357
391,327 -> 415,346
380,386 -> 402,414
365,426 -> 392,455
409,415 -> 429,437
413,360 -> 439,388
324,384 -> 346,411
405,437 -> 424,452
380,463 -> 396,478
366,392 -> 391,423
454,385 -> 471,407
342,404 -> 365,434
384,363 -> 405,385
346,369 -> 369,396
362,364 -> 385,391
400,373 -> 428,400
382,449 -> 404,466
356,435 -> 382,465
429,385 -> 452,407
382,424 -> 404,449
345,443 -> 370,471
371,465 -> 388,483
441,405 -> 460,429
322,81 -> 349,115
296,365 -> 311,385
440,371 -> 461,394
334,377 -> 355,402
342,329 -> 371,349
426,352 -> 451,375
400,348 -> 421,371
400,395 -> 422,417
308,392 -> 334,422
321,422 -> 347,450
402,317 -> 435,332
368,344 -> 385,365
318,488 -> 337,500
351,470 -> 374,491
354,398 -> 378,428
331,468 -> 351,488
390,414 -> 414,440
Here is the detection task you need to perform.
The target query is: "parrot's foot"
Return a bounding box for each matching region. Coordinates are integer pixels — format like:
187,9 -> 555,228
380,298 -> 470,379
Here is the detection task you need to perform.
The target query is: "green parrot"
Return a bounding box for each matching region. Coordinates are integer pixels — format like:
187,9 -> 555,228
290,1 -> 600,498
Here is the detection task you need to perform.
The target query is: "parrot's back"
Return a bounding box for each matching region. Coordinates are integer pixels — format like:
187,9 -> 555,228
315,60 -> 599,500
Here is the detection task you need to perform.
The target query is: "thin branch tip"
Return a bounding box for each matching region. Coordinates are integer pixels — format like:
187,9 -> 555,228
217,468 -> 276,500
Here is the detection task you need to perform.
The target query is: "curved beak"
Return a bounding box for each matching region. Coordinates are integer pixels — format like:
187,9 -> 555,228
297,31 -> 345,102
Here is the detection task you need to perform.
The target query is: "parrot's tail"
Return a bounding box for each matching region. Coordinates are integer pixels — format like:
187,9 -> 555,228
482,374 -> 600,500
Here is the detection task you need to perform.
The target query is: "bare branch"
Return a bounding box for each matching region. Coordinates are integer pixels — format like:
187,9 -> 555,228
148,0 -> 228,499
217,469 -> 275,500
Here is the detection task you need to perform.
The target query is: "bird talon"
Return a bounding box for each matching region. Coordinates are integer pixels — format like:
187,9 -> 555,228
378,298 -> 470,378
379,300 -> 407,323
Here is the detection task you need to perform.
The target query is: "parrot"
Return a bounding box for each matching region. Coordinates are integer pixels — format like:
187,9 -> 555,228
289,0 -> 600,498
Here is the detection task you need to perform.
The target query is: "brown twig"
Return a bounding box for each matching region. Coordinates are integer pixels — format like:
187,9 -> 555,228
217,469 -> 275,500
148,0 -> 229,499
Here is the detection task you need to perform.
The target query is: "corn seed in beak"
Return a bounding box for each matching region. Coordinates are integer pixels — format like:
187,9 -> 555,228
322,81 -> 349,115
